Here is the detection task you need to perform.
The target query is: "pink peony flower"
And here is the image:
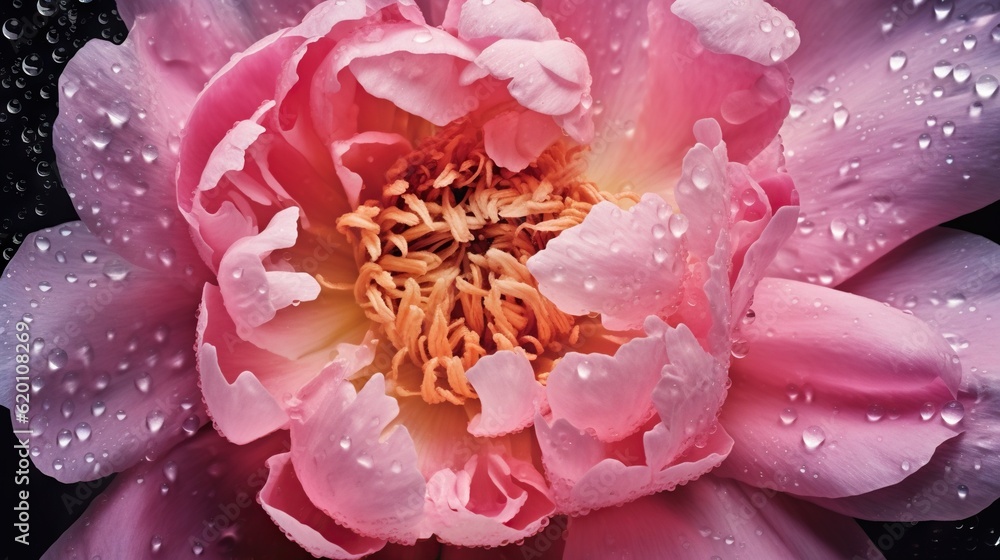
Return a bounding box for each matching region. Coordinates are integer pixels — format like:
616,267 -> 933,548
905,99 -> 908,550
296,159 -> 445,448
3,0 -> 999,558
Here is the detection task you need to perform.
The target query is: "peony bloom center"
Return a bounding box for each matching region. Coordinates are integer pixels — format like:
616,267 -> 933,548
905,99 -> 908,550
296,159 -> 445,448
335,120 -> 636,405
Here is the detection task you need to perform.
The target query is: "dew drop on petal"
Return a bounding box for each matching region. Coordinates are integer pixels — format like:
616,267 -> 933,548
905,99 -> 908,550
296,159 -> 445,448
888,50 -> 907,71
940,400 -> 965,426
802,426 -> 826,451
779,408 -> 797,426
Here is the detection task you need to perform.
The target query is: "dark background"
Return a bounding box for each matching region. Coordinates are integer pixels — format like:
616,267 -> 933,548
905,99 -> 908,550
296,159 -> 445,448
1,0 -> 999,558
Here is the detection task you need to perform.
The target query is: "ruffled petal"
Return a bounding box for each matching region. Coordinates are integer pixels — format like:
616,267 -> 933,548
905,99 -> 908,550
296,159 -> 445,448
671,0 -> 799,66
43,430 -> 313,559
809,229 -> 1000,520
768,0 -> 1000,286
718,278 -> 963,498
563,476 -> 883,559
289,373 -> 427,543
425,448 -> 555,547
0,223 -> 206,483
260,452 -> 387,558
465,350 -> 543,437
528,193 -> 686,332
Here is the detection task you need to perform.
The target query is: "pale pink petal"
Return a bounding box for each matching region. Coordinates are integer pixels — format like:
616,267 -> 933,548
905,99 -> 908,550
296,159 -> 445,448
425,449 -> 555,546
340,23 -> 481,125
482,110 -> 563,171
333,131 -> 413,207
718,278 -> 963,498
564,476 -> 883,560
474,37 -> 591,130
0,223 -> 206,483
54,28 -> 208,280
217,207 -> 320,336
534,320 -> 732,514
466,350 -> 543,437
42,430 -> 313,559
196,284 -> 333,444
809,229 -> 1000,520
674,119 -> 731,259
730,204 -> 799,324
537,0 -> 791,194
767,1 -> 1000,286
645,322 -> 728,469
289,373 -> 426,543
439,518 -> 566,559
457,0 -> 560,44
545,332 -> 666,442
527,193 -> 686,331
260,452 -> 387,558
671,0 -> 800,66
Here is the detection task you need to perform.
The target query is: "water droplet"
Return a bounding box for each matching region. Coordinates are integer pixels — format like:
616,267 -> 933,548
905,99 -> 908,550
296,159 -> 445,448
651,223 -> 667,240
577,361 -> 593,380
952,63 -> 971,83
356,455 -> 374,468
339,436 -> 352,450
932,60 -> 954,79
963,34 -> 978,50
92,401 -> 106,417
182,415 -> 200,435
942,121 -> 956,137
802,426 -> 826,451
975,74 -> 998,99
141,144 -> 159,163
163,461 -> 178,482
866,404 -> 885,422
102,260 -> 130,281
146,410 -> 165,433
135,372 -> 152,393
957,484 -> 969,499
940,400 -> 965,426
933,0 -> 953,20
832,107 -> 849,130
731,340 -> 749,359
779,408 -> 798,426
918,134 -> 932,150
691,166 -> 711,190
390,460 -> 402,473
57,429 -> 73,448
583,276 -> 597,291
75,422 -> 92,442
901,460 -> 911,472
151,536 -> 163,553
34,236 -> 50,251
47,348 -> 68,371
412,31 -> 433,43
668,213 -> 689,238
889,51 -> 908,72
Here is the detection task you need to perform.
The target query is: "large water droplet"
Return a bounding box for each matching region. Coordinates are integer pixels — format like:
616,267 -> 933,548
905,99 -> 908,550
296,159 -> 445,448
779,407 -> 797,426
940,400 -> 965,426
577,361 -> 593,380
866,404 -> 885,422
802,426 -> 826,451
146,410 -> 165,433
888,51 -> 908,71
339,436 -> 352,450
975,74 -> 998,99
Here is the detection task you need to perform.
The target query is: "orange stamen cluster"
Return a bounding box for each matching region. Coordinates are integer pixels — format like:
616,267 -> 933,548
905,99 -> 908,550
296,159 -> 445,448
334,121 -> 637,405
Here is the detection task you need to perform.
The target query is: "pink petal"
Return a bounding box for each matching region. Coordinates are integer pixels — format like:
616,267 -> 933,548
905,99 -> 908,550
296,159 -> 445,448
767,1 -> 1000,286
534,320 -> 732,514
333,131 -> 413,207
0,223 -> 206,483
457,0 -> 560,44
482,109 -> 563,172
216,207 -> 322,354
545,329 -> 666,442
439,518 -> 566,559
718,278 -> 963,498
54,27 -> 209,280
425,449 -> 555,546
671,0 -> 800,66
289,373 -> 426,543
465,350 -> 543,437
809,229 -> 1000,520
528,193 -> 686,331
341,23 -> 481,125
42,430 -> 314,559
474,37 -> 591,127
730,204 -> 799,325
537,0 -> 791,194
260,452 -> 387,558
196,284 -> 334,444
564,476 -> 882,559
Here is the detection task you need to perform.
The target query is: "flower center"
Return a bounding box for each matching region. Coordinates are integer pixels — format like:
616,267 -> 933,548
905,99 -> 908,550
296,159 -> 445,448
334,120 -> 636,405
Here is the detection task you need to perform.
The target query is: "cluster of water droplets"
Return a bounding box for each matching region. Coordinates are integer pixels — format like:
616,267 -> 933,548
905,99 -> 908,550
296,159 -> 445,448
2,0 -> 127,265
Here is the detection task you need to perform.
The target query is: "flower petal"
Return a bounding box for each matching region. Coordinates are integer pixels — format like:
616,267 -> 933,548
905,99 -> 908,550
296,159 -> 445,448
260,451 -> 387,558
289,373 -> 426,543
465,350 -> 543,437
425,448 -> 555,547
809,229 -> 1000,520
718,277 -> 963,498
768,0 -> 1000,286
42,429 -> 313,559
528,193 -> 686,331
671,0 -> 800,66
54,28 -> 209,280
0,223 -> 206,483
563,476 -> 882,559
538,0 -> 791,194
